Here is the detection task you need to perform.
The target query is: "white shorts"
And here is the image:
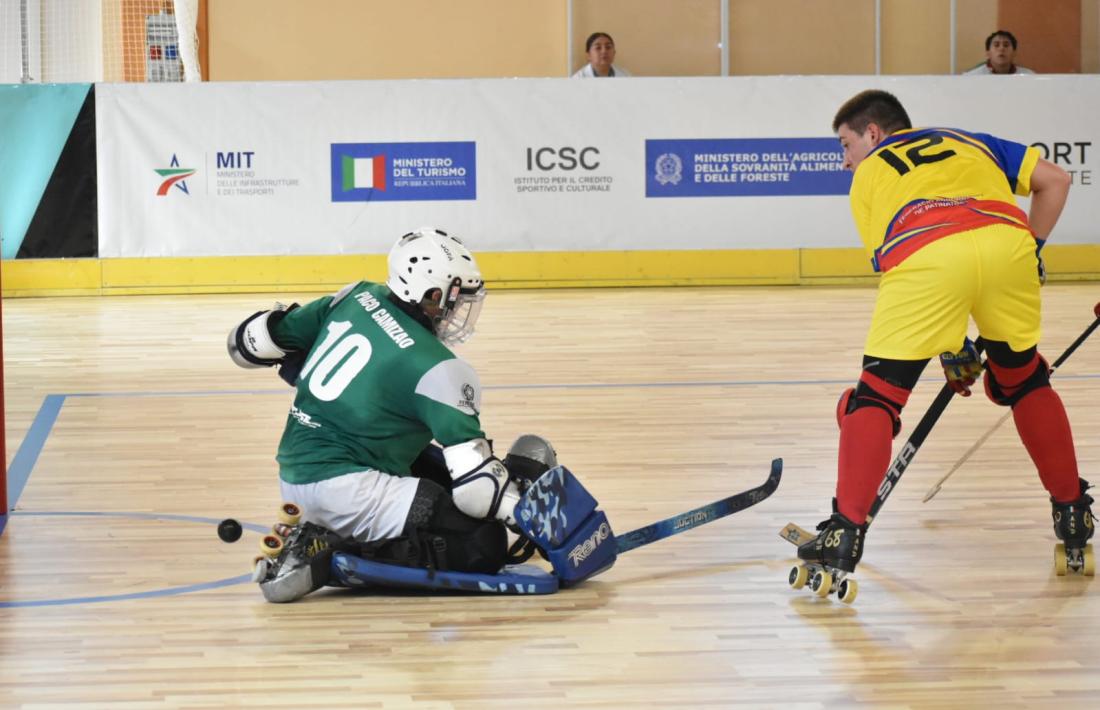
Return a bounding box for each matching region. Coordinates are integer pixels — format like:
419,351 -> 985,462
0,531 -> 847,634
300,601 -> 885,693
279,470 -> 421,543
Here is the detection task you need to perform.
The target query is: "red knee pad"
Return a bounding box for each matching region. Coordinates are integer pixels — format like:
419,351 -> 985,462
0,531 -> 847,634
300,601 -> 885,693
984,353 -> 1050,407
836,387 -> 855,429
837,373 -> 911,438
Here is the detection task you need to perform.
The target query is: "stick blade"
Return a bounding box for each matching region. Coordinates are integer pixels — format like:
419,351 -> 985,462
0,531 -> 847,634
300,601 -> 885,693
615,458 -> 782,554
779,522 -> 816,546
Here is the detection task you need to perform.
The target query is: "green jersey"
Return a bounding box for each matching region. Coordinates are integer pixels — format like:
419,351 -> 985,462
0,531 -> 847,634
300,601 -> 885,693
270,282 -> 485,484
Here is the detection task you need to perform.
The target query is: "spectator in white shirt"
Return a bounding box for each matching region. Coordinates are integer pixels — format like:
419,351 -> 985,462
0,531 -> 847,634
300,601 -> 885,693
573,32 -> 631,78
964,30 -> 1035,75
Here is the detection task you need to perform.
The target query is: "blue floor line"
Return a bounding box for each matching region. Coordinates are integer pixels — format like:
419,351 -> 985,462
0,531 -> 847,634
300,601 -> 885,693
62,380 -> 850,398
1,511 -> 269,608
0,574 -> 253,608
65,388 -> 291,398
4,371 -> 1098,603
13,510 -> 268,533
6,394 -> 65,511
52,372 -> 1100,400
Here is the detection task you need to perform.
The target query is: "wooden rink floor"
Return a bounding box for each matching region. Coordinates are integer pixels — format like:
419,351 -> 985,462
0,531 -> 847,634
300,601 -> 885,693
1,284 -> 1099,708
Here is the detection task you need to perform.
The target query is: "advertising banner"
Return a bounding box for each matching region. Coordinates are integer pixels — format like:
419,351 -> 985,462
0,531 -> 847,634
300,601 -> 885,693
330,141 -> 477,202
94,76 -> 1100,258
645,138 -> 850,198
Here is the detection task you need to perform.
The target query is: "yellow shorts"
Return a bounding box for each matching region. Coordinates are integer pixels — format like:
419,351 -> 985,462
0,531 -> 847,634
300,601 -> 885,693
865,224 -> 1042,360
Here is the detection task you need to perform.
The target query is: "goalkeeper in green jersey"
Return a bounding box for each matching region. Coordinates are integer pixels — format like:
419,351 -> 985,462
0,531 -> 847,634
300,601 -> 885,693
229,228 -> 556,602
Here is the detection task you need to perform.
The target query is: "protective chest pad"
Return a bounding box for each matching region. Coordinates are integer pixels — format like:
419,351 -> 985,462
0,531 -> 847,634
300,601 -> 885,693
330,553 -> 559,595
514,466 -> 617,586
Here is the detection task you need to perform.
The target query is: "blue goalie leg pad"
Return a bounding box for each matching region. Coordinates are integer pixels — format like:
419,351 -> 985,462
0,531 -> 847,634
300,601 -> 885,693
546,509 -> 616,587
514,465 -> 617,586
515,465 -> 598,548
329,552 -> 559,595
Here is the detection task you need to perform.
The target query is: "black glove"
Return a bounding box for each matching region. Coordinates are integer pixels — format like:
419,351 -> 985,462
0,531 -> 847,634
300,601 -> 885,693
278,350 -> 308,386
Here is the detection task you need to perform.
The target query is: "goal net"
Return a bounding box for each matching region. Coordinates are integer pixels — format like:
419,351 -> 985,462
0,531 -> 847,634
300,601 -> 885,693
0,0 -> 201,83
1,0 -> 201,526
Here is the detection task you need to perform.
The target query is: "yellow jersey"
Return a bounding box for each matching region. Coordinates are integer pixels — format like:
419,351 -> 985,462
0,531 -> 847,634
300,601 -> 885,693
849,127 -> 1041,272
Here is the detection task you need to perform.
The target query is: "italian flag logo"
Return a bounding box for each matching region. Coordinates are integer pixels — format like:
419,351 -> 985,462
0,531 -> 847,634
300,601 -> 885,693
342,154 -> 386,191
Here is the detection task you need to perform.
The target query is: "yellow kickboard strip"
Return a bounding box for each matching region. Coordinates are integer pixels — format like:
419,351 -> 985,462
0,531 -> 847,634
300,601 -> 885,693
2,244 -> 1096,297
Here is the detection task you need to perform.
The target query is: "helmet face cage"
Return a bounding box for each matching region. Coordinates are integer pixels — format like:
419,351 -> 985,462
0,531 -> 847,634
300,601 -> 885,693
435,282 -> 486,345
386,228 -> 485,344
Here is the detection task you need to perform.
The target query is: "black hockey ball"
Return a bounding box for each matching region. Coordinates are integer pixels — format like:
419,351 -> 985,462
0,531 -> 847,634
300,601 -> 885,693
218,518 -> 243,543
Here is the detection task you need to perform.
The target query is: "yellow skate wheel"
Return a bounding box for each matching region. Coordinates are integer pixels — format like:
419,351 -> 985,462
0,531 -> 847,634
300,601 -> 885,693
1054,543 -> 1068,576
272,522 -> 294,538
1083,545 -> 1095,577
788,565 -> 809,590
260,533 -> 284,557
838,578 -> 859,604
811,570 -> 832,598
278,502 -> 302,526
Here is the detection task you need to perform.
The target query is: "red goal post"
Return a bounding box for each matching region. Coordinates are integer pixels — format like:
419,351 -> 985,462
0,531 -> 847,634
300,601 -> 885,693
1,260 -> 7,529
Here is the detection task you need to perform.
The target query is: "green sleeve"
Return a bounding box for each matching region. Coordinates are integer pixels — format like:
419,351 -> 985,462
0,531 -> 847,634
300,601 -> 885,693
417,398 -> 486,448
412,357 -> 487,448
270,294 -> 334,351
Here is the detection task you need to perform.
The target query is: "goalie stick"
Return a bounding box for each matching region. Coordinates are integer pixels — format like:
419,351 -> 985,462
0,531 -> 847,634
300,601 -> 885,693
615,458 -> 782,554
329,459 -> 781,595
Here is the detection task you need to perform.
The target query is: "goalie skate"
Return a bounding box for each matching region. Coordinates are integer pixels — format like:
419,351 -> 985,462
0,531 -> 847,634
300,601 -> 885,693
250,503 -> 343,603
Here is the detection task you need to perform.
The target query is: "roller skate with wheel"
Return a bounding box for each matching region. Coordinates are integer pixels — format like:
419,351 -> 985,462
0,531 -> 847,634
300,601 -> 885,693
1052,478 -> 1095,577
785,501 -> 866,604
252,502 -> 344,602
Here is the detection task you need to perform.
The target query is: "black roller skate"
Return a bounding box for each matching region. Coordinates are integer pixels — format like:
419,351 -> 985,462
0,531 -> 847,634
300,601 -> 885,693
788,501 -> 866,604
252,503 -> 345,602
1052,479 -> 1095,577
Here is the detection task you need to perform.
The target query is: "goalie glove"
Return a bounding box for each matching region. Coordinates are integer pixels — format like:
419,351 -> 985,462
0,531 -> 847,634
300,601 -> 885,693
227,303 -> 300,370
939,337 -> 983,397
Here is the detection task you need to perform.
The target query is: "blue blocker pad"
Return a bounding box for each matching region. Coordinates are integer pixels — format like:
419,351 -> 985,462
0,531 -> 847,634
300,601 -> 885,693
330,553 -> 559,595
514,466 -> 617,586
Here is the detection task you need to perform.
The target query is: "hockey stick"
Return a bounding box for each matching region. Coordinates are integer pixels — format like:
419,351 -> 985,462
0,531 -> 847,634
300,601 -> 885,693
853,338 -> 1000,524
615,458 -> 782,553
922,301 -> 1100,503
783,375 -> 960,536
864,380 -> 958,525
779,352 -> 977,534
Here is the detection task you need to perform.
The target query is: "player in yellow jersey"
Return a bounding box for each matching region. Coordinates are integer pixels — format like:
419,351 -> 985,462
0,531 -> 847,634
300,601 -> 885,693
796,89 -> 1093,585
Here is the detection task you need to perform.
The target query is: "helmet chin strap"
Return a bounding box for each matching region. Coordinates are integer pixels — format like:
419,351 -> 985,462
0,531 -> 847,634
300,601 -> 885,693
387,290 -> 435,331
424,278 -> 463,329
441,277 -> 463,310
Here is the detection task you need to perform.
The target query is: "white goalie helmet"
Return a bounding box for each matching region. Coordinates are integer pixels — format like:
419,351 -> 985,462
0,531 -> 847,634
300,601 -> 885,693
386,227 -> 486,345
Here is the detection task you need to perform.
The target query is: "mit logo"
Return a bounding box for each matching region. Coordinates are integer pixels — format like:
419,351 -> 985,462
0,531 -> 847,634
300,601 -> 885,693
216,151 -> 255,169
